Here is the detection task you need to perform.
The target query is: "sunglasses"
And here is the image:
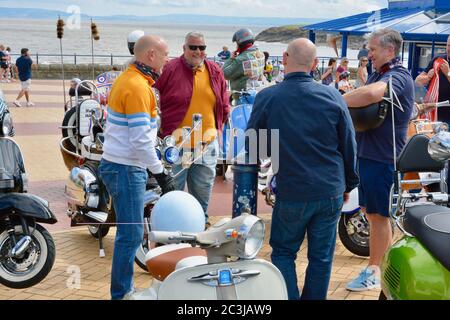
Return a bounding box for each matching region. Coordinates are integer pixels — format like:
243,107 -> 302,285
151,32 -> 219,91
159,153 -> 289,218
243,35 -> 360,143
188,45 -> 207,51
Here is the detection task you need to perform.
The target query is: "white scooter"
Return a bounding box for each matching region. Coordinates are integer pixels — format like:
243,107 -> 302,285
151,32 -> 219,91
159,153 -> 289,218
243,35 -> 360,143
135,204 -> 288,300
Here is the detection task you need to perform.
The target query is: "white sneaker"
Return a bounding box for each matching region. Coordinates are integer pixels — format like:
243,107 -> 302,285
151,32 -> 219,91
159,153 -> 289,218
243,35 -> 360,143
121,288 -> 145,300
13,101 -> 22,107
26,102 -> 35,107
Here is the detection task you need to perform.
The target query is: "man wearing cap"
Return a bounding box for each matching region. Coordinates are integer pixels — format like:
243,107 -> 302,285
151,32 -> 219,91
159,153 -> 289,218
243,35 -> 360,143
223,28 -> 265,92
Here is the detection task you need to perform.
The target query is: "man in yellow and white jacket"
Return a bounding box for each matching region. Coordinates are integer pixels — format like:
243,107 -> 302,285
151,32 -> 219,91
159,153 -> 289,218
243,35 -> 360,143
99,35 -> 175,300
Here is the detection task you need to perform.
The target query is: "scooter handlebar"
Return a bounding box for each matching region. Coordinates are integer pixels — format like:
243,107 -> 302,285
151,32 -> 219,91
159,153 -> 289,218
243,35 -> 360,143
149,231 -> 197,244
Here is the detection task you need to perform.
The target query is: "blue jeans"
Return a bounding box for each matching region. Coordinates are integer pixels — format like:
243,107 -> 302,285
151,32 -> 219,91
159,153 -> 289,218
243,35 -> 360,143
270,196 -> 344,300
172,139 -> 218,219
98,159 -> 148,300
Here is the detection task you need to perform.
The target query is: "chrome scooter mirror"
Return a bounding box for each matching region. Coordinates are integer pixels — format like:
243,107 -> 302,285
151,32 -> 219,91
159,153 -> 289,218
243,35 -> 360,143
428,131 -> 450,162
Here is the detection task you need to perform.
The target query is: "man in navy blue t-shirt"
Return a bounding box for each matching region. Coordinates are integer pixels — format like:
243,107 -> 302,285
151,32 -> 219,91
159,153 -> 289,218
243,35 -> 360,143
13,48 -> 35,107
343,28 -> 414,292
415,35 -> 450,122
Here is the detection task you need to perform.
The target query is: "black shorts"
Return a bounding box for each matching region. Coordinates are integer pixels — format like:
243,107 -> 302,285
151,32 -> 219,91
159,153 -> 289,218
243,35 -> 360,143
0,62 -> 8,69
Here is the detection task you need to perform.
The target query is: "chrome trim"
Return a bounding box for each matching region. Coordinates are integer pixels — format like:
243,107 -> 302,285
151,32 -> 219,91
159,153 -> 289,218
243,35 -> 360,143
85,211 -> 108,223
188,268 -> 261,287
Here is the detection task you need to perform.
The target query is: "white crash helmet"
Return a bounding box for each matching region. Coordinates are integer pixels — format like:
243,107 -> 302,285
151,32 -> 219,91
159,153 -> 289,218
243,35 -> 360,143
127,30 -> 145,55
150,191 -> 205,232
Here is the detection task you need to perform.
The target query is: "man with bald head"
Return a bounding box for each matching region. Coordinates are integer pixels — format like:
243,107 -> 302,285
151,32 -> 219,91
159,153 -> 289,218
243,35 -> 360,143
99,35 -> 175,300
247,38 -> 358,300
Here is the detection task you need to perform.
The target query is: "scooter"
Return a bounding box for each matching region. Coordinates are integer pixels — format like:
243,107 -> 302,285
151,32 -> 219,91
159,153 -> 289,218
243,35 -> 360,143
380,129 -> 450,300
217,88 -> 257,180
136,206 -> 288,300
0,89 -> 57,288
60,96 -> 206,271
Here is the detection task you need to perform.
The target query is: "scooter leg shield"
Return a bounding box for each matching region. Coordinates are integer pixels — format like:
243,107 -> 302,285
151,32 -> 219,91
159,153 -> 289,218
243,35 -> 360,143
381,237 -> 450,300
157,259 -> 288,300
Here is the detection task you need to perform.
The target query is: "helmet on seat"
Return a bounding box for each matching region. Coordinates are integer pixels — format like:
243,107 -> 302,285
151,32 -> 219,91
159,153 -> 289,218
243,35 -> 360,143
232,28 -> 255,46
127,30 -> 145,55
150,191 -> 205,233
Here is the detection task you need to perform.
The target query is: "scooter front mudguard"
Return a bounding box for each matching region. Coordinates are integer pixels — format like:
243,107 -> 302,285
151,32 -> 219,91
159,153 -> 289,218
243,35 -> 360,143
381,236 -> 450,300
157,259 -> 288,300
0,193 -> 57,224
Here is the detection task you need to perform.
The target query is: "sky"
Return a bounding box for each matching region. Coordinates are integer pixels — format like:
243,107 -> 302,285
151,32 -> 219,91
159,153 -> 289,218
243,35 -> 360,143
0,0 -> 388,19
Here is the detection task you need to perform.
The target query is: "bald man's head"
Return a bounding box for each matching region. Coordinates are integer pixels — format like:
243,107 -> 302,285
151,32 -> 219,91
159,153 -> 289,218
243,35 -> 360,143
133,35 -> 169,74
284,38 -> 317,74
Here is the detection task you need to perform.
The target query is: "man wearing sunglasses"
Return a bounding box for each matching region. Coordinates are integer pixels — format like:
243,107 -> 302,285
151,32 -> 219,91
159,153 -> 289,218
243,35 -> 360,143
155,32 -> 229,227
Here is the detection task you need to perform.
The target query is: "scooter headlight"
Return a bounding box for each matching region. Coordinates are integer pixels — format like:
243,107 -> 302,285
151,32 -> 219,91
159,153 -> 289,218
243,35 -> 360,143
164,146 -> 181,165
1,112 -> 13,137
163,135 -> 176,147
236,215 -> 265,259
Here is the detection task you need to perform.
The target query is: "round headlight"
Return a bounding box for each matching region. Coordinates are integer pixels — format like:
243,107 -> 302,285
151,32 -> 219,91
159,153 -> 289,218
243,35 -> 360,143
164,146 -> 181,165
163,135 -> 176,147
1,112 -> 13,136
236,215 -> 265,259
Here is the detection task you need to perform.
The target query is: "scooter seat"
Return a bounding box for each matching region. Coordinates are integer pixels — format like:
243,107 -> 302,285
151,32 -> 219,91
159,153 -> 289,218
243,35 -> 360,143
404,204 -> 450,271
145,244 -> 207,281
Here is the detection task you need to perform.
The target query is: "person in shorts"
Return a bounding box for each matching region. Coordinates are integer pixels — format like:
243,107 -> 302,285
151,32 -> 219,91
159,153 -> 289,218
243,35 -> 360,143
14,48 -> 35,107
343,28 -> 414,292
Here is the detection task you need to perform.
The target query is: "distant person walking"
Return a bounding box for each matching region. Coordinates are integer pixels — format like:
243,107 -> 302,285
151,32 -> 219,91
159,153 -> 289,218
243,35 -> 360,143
13,48 -> 35,107
358,43 -> 372,75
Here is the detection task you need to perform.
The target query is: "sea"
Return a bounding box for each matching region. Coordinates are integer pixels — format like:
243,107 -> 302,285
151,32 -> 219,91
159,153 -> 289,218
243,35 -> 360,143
0,18 -> 362,66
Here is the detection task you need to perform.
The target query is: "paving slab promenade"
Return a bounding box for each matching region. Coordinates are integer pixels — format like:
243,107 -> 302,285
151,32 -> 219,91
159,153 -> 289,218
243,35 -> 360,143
0,80 -> 379,300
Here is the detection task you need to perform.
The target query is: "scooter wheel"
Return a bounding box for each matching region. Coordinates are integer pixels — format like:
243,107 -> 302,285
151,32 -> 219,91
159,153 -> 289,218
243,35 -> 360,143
88,225 -> 110,238
338,212 -> 370,257
0,224 -> 56,289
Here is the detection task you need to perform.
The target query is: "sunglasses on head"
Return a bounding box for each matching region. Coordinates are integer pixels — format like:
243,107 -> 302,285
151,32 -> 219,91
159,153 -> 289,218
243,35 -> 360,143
188,45 -> 207,51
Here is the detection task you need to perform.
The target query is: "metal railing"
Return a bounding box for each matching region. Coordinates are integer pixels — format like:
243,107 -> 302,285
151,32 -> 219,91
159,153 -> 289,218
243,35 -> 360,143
8,52 -> 361,69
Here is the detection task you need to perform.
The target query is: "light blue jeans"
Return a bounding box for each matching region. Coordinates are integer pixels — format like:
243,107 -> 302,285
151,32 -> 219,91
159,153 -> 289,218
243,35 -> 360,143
98,159 -> 148,300
270,195 -> 344,300
172,139 -> 218,220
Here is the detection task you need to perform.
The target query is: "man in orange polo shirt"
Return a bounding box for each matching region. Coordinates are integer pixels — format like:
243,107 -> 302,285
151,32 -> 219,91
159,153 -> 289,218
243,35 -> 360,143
155,32 -> 230,226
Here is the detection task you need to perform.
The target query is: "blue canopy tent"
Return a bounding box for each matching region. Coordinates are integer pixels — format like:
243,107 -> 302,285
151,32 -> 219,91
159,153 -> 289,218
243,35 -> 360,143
304,0 -> 450,77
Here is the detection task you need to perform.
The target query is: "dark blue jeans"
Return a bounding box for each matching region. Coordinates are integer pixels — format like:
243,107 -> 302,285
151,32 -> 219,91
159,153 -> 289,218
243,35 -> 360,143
98,159 -> 148,300
270,196 -> 344,300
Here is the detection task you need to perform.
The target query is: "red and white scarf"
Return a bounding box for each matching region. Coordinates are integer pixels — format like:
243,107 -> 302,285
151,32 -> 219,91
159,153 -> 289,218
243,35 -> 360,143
423,57 -> 446,121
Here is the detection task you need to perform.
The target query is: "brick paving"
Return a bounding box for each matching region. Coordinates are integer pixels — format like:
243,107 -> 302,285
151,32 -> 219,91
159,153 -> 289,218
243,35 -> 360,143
0,80 -> 379,300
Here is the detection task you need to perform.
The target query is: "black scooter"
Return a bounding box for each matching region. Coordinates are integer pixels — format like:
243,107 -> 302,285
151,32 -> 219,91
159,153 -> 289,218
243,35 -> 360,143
0,90 -> 57,288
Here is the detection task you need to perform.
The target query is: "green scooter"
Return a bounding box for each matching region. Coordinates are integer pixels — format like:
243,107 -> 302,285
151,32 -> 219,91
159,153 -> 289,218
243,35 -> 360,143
380,130 -> 450,300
